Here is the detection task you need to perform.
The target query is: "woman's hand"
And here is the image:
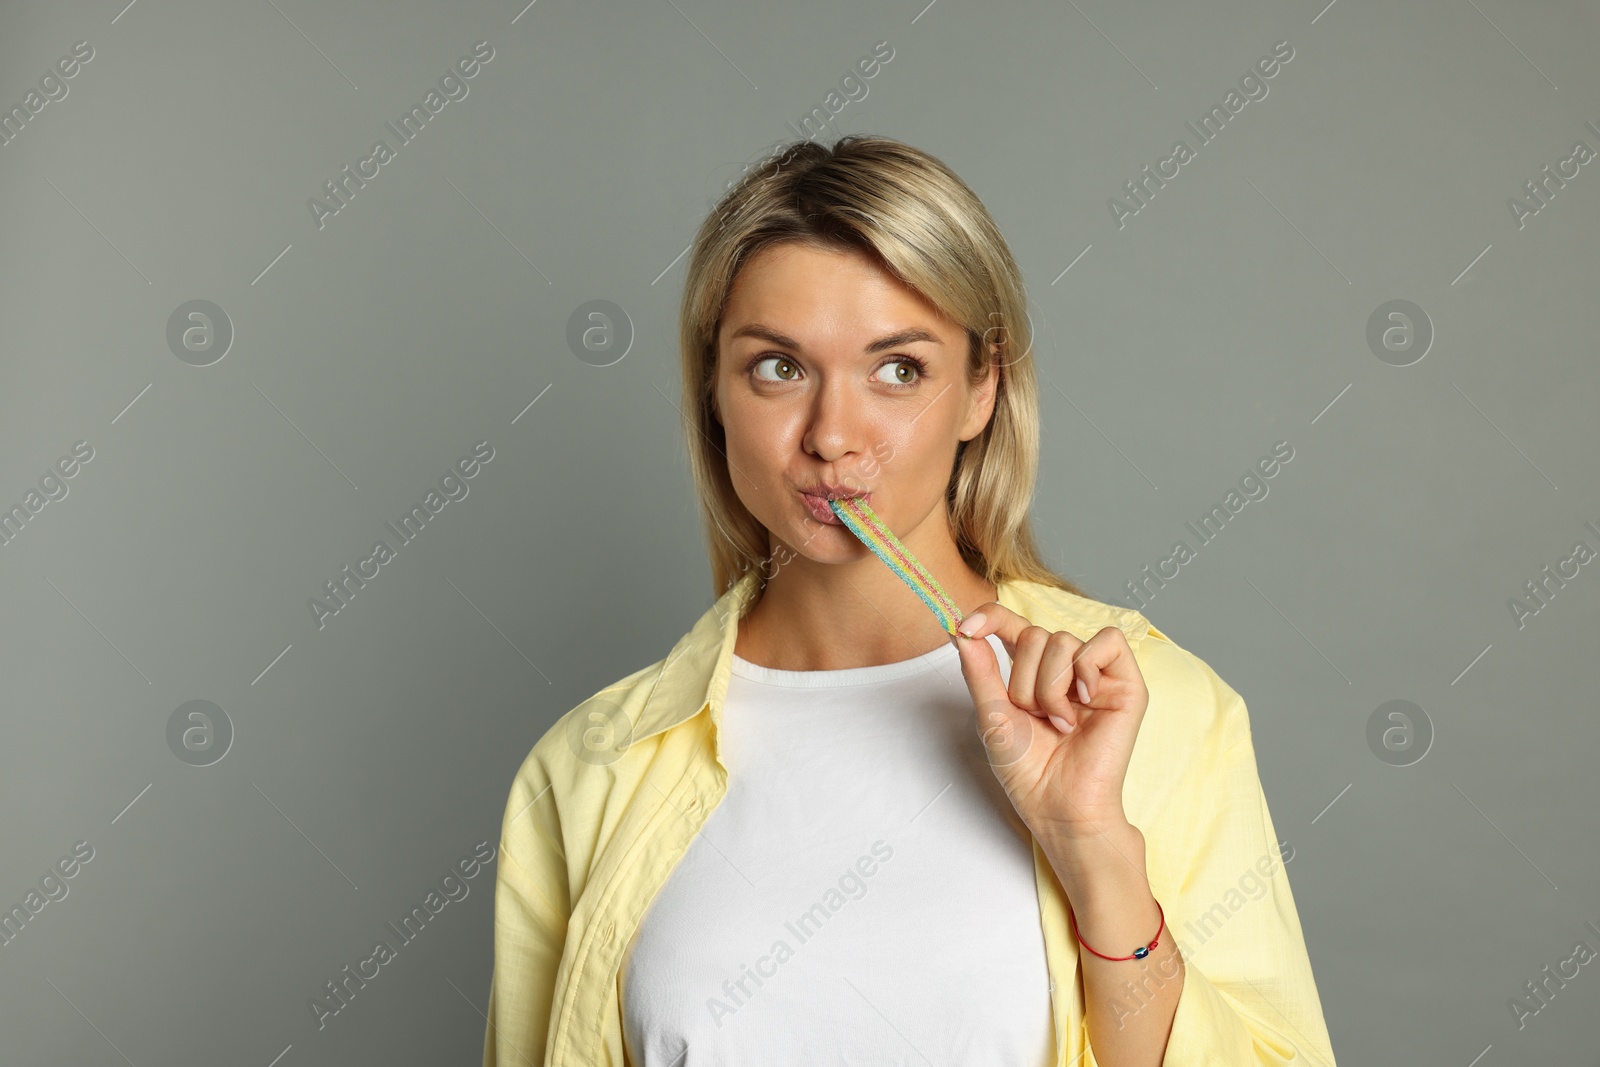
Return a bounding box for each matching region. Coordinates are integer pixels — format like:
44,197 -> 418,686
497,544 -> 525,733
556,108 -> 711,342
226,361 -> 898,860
951,604 -> 1150,843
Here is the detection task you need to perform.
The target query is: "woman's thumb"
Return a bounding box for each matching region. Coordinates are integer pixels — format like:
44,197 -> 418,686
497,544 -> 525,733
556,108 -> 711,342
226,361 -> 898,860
954,635 -> 1034,768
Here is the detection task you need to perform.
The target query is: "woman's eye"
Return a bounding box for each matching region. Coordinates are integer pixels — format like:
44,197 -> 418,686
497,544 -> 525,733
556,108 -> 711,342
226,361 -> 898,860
751,356 -> 799,382
873,359 -> 924,387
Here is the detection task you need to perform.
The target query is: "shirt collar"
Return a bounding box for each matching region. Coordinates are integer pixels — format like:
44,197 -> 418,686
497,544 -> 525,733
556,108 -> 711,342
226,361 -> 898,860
628,568 -> 1151,749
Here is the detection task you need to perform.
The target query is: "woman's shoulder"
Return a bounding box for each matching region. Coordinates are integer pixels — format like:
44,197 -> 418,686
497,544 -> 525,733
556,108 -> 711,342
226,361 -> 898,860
999,576 -> 1154,647
518,655 -> 672,784
508,580 -> 749,809
495,655 -> 676,880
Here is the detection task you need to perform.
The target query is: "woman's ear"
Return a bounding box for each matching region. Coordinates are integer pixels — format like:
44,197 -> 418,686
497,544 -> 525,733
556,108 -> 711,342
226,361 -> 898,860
958,345 -> 1002,442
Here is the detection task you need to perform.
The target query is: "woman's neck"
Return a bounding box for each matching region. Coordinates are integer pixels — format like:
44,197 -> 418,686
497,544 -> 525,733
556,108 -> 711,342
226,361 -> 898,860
732,553 -> 998,672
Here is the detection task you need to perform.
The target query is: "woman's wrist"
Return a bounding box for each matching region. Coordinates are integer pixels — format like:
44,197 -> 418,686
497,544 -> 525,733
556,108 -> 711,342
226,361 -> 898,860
1043,821 -> 1169,970
1039,819 -> 1150,913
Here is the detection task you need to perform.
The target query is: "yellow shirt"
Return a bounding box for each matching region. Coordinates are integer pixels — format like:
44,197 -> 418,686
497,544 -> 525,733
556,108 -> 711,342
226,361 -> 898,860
482,569 -> 1338,1066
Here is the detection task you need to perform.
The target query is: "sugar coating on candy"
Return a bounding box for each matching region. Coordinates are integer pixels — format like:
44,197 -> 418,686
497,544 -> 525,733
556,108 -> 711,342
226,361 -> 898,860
828,496 -> 965,636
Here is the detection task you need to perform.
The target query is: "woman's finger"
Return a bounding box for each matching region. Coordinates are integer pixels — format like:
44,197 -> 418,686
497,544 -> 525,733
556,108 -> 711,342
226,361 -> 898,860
956,602 -> 1033,658
1004,624 -> 1052,715
1071,626 -> 1134,703
950,622 -> 1014,716
1035,630 -> 1084,723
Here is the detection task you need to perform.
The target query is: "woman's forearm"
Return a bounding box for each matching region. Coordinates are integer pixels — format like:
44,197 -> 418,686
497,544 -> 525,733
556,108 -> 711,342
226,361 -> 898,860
1041,821 -> 1184,1067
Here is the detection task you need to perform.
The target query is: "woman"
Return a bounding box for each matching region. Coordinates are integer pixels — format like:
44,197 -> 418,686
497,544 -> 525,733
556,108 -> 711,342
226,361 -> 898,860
482,136 -> 1337,1067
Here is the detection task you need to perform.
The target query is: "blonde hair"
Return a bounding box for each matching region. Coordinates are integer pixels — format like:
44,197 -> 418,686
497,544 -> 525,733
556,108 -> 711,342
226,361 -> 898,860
678,134 -> 1088,602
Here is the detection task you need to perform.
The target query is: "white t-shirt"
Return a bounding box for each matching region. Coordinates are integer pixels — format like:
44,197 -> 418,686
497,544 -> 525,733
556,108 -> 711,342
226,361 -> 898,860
620,634 -> 1055,1067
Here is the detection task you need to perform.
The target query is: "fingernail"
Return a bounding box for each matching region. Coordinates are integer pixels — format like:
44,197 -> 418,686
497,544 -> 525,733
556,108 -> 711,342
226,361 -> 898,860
1076,678 -> 1089,703
1049,714 -> 1074,734
957,612 -> 986,637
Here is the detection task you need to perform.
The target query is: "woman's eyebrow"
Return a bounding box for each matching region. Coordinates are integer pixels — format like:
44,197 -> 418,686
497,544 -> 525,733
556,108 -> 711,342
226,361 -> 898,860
729,324 -> 944,352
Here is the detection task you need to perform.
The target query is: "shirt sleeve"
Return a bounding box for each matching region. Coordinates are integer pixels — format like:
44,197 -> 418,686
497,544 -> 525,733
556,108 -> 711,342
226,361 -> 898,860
483,756 -> 573,1067
1156,691 -> 1339,1066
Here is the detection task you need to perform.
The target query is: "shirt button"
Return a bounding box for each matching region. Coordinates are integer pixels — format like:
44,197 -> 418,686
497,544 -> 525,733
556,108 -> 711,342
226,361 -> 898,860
603,921 -> 615,945
685,796 -> 700,813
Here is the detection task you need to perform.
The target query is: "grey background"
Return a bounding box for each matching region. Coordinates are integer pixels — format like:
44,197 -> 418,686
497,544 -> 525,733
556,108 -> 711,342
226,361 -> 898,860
3,0 -> 1597,1063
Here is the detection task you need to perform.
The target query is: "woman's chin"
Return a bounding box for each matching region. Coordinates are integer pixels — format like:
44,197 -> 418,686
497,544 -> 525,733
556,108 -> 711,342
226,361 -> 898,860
766,524 -> 868,567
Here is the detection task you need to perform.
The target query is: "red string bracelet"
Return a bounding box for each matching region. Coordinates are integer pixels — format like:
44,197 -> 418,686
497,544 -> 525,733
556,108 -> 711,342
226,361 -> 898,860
1068,900 -> 1165,961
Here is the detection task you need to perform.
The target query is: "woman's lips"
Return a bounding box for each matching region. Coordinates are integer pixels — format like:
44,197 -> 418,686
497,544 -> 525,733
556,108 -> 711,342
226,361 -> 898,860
801,491 -> 870,525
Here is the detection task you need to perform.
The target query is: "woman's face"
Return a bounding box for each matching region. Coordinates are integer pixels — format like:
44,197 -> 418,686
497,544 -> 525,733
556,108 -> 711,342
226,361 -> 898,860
712,241 -> 998,566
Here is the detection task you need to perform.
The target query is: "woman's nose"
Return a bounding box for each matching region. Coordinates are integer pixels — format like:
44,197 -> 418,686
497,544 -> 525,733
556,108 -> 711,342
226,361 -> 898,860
800,383 -> 870,460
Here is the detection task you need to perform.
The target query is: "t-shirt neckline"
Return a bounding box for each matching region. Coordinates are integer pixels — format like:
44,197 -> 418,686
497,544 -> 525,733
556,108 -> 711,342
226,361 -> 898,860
729,640 -> 962,688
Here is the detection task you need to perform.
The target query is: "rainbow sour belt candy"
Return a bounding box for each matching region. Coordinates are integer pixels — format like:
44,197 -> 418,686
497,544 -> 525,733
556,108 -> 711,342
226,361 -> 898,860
828,496 -> 966,636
